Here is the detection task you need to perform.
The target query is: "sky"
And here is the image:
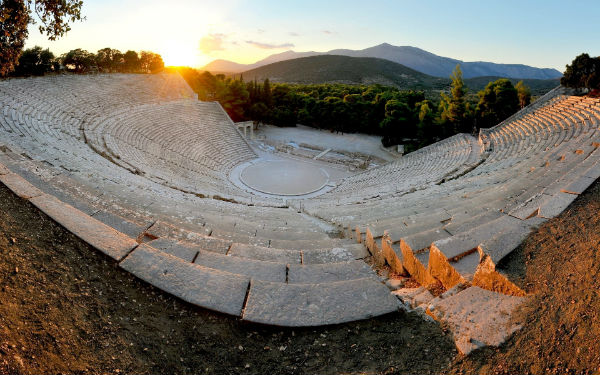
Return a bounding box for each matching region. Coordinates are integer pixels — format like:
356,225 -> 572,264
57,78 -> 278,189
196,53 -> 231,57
25,0 -> 600,71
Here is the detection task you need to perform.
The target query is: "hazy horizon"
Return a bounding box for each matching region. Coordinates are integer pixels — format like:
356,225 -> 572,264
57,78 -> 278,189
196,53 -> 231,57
24,0 -> 600,71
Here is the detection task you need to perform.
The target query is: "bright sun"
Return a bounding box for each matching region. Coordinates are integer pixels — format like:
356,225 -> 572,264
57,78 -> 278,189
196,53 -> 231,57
161,42 -> 201,67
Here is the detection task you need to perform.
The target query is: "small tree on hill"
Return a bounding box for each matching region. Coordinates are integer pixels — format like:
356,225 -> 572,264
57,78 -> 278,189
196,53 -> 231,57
515,80 -> 531,109
439,64 -> 472,134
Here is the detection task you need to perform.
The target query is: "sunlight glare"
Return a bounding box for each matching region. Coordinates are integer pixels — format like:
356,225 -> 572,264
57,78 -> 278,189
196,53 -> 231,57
161,42 -> 201,67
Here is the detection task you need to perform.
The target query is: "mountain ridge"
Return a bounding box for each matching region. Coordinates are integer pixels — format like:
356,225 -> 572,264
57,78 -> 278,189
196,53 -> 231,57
237,55 -> 559,95
202,43 -> 562,80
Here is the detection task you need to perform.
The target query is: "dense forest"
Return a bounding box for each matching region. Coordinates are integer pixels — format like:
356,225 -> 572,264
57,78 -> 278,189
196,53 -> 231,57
178,66 -> 531,150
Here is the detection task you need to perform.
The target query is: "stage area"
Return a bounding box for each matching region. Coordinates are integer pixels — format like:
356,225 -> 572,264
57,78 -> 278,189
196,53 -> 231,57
240,159 -> 329,196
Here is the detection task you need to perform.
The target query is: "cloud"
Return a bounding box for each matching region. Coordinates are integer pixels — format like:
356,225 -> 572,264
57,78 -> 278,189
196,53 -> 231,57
199,33 -> 226,54
257,29 -> 266,34
245,40 -> 295,49
288,32 -> 300,37
322,30 -> 336,35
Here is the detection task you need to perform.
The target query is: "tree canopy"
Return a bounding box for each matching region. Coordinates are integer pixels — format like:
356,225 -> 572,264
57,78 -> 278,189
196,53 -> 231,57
0,0 -> 84,76
476,79 -> 519,129
561,53 -> 600,90
439,64 -> 472,134
12,45 -> 54,76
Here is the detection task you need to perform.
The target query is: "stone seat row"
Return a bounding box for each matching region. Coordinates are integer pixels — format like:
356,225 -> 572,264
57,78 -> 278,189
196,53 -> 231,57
0,161 -> 402,326
340,93 -> 600,297
301,134 -> 483,208
0,147 -> 363,259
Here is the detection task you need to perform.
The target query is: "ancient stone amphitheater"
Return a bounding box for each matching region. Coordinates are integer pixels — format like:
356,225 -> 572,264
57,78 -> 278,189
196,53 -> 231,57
1,72 -> 599,353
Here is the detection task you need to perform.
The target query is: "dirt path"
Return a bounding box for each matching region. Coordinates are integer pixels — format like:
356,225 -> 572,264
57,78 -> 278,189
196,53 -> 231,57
0,183 -> 456,375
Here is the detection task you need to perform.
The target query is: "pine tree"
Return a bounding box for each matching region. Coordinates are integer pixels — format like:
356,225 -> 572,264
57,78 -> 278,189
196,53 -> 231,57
262,78 -> 272,107
515,80 -> 531,109
439,64 -> 471,133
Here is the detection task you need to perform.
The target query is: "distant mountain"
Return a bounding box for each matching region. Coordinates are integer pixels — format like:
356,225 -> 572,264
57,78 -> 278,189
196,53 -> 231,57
202,43 -> 562,80
241,55 -> 447,90
240,55 -> 559,95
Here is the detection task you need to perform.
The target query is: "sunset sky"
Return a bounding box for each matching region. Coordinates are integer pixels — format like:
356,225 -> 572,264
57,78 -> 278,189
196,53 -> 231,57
25,0 -> 600,70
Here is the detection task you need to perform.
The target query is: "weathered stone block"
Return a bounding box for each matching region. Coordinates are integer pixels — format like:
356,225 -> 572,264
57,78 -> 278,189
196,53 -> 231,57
426,286 -> 526,355
120,244 -> 249,316
301,245 -> 369,264
228,243 -> 301,264
399,239 -> 436,287
29,193 -> 138,260
242,278 -> 399,326
381,232 -> 406,275
365,227 -> 385,267
288,260 -> 375,283
0,173 -> 43,199
194,249 -> 286,282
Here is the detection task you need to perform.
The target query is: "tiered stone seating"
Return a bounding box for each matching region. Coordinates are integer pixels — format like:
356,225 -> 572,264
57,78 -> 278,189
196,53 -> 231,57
0,73 -> 400,326
300,133 -> 483,209
340,92 -> 600,296
1,73 -> 599,333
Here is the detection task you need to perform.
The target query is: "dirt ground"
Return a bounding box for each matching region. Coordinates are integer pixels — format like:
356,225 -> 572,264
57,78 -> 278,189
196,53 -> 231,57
1,178 -> 600,374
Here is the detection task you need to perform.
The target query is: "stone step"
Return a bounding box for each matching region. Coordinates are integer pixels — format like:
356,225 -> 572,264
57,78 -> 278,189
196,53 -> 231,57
269,237 -> 356,251
228,243 -> 302,264
91,209 -> 149,240
301,244 -> 370,264
29,193 -> 138,260
120,244 -> 249,317
242,278 -> 399,326
287,260 -> 377,283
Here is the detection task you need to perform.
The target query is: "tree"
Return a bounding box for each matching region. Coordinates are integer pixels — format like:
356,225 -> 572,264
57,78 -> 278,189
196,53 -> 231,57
13,45 -> 54,76
139,51 -> 164,73
515,80 -> 531,109
439,64 -> 471,134
61,48 -> 94,72
248,102 -> 268,125
0,0 -> 84,76
122,50 -> 140,73
379,99 -> 414,147
476,79 -> 519,129
262,78 -> 272,107
95,47 -> 123,72
562,53 -> 600,90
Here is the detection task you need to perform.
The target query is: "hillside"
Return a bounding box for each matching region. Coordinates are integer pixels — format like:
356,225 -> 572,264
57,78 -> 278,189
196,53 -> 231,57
463,76 -> 560,96
241,55 -> 447,90
239,55 -> 559,94
204,43 -> 562,80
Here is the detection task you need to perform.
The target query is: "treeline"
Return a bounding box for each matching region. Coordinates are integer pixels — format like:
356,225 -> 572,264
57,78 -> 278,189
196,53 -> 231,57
11,46 -> 164,77
179,66 -> 531,150
561,53 -> 600,91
